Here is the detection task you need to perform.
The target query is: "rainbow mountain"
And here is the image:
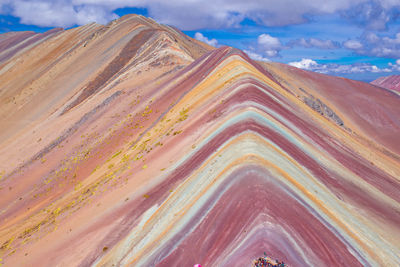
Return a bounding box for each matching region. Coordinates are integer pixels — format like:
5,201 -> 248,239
1,14 -> 400,266
371,75 -> 400,95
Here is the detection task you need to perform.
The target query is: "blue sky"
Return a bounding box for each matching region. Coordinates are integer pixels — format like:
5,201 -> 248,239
1,1 -> 400,82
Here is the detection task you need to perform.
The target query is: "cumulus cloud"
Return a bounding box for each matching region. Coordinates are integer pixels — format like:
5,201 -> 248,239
388,59 -> 400,71
0,0 -> 119,27
257,33 -> 282,57
194,32 -> 218,47
243,50 -> 270,62
341,0 -> 400,31
288,58 -> 319,70
289,58 -> 393,74
343,32 -> 400,58
139,0 -> 362,30
343,40 -> 363,50
243,33 -> 283,60
1,0 -> 399,30
290,38 -> 338,49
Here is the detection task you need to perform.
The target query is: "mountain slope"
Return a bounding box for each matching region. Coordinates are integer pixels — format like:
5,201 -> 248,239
0,14 -> 211,145
261,62 -> 400,157
1,16 -> 400,267
371,75 -> 400,95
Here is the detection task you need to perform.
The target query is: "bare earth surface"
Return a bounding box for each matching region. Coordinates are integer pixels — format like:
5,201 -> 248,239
371,74 -> 400,95
1,14 -> 400,267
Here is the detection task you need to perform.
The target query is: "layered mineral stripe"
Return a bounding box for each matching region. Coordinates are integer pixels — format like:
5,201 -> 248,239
88,48 -> 400,266
371,75 -> 400,94
0,21 -> 400,267
0,15 -> 212,266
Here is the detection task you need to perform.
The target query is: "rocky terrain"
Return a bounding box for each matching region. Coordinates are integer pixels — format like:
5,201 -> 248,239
1,14 -> 400,266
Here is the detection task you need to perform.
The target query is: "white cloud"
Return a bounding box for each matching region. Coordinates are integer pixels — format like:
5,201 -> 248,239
243,33 -> 282,60
382,33 -> 400,44
290,38 -> 338,49
342,0 -> 400,31
2,0 -> 399,30
343,39 -> 363,50
289,58 -> 319,70
257,33 -> 282,57
258,34 -> 281,49
344,32 -> 400,58
243,50 -> 270,62
388,59 -> 400,71
1,0 -> 119,27
289,58 -> 393,74
308,39 -> 335,49
194,32 -> 218,47
364,32 -> 380,43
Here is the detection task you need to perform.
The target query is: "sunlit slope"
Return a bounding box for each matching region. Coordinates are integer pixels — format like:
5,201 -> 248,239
371,75 -> 400,95
0,24 -> 399,267
0,14 -> 211,146
261,62 -> 400,157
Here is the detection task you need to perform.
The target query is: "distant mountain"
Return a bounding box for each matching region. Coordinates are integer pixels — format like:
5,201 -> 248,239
371,75 -> 400,94
1,14 -> 400,267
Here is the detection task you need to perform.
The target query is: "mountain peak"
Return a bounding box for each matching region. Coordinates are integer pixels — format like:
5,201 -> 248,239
1,13 -> 400,267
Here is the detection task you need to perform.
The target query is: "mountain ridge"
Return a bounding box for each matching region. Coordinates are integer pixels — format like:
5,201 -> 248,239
371,74 -> 400,94
0,15 -> 400,267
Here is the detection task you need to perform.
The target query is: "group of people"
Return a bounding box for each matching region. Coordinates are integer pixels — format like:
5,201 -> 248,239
192,253 -> 286,267
252,254 -> 286,267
